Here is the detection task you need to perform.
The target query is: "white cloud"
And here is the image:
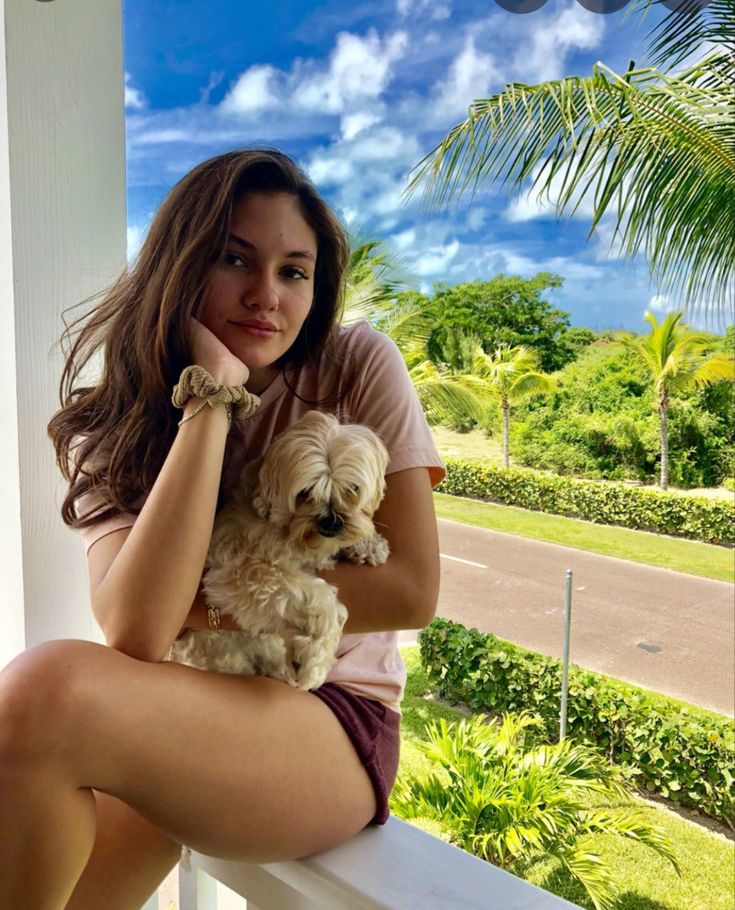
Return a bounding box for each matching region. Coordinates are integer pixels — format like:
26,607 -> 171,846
392,228 -> 416,250
297,30 -> 408,114
412,240 -> 460,277
511,3 -> 603,83
648,294 -> 669,312
430,36 -> 498,122
220,64 -> 278,114
341,111 -> 382,141
124,72 -> 145,109
397,0 -> 451,20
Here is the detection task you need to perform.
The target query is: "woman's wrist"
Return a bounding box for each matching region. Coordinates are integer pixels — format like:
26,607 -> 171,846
177,396 -> 230,429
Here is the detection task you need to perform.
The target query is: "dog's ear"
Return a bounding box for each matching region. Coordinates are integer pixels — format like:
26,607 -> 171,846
238,455 -> 270,519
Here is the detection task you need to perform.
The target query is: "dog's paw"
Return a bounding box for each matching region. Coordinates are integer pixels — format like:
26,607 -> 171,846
340,533 -> 390,566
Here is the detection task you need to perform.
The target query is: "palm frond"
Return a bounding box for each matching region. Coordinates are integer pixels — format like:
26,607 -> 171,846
343,239 -> 406,326
633,0 -> 735,70
407,57 -> 735,312
578,808 -> 682,874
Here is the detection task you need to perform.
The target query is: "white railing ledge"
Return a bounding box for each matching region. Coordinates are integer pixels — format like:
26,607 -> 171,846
179,816 -> 578,910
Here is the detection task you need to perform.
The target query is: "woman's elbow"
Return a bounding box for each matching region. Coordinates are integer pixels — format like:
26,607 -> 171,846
404,570 -> 439,629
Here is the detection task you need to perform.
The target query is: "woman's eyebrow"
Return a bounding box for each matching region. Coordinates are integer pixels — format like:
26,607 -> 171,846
228,233 -> 315,262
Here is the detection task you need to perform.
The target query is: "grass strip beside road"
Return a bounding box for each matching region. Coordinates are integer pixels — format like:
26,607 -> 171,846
433,492 -> 734,583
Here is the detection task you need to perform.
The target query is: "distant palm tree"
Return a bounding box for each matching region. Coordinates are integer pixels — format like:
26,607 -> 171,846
622,310 -> 734,489
406,0 -> 734,316
473,344 -> 555,468
379,295 -> 496,428
392,711 -> 680,910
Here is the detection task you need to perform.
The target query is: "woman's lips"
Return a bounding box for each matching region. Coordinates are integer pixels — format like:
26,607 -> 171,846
231,322 -> 278,338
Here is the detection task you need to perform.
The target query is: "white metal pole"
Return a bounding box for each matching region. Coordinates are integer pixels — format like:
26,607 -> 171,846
559,569 -> 573,741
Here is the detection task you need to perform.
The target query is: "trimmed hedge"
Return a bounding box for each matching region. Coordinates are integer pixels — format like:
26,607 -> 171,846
436,458 -> 735,546
419,618 -> 735,828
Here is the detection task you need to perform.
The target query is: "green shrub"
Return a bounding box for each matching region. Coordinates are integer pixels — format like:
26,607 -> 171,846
418,618 -> 735,827
436,458 -> 735,545
393,711 -> 680,910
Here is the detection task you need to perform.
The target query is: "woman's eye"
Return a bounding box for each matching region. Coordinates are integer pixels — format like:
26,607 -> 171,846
283,266 -> 309,280
224,252 -> 248,267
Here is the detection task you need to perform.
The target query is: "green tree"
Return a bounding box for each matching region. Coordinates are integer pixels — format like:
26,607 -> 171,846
392,712 -> 680,910
408,0 -> 734,314
622,311 -> 735,489
428,274 -> 571,372
378,295 -> 495,429
473,344 -> 555,467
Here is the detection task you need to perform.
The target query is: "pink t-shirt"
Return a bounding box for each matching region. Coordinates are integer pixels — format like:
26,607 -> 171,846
77,322 -> 446,714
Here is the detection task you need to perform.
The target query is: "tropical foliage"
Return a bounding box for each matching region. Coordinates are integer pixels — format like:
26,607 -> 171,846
621,310 -> 735,488
392,711 -> 680,910
509,329 -> 734,488
471,344 -> 555,467
426,274 -> 572,372
407,0 -> 735,315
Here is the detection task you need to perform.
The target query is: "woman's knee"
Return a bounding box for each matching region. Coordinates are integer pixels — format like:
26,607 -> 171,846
0,639 -> 111,767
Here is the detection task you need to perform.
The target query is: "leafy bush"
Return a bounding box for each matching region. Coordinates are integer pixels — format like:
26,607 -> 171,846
437,458 -> 735,545
393,711 -> 680,910
511,342 -> 733,487
418,619 -> 735,827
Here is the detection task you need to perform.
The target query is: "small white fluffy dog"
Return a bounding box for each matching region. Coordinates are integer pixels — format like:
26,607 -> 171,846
165,410 -> 390,690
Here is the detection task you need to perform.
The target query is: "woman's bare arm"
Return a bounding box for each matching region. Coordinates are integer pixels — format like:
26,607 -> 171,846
318,467 -> 440,634
86,319 -> 249,662
88,401 -> 232,661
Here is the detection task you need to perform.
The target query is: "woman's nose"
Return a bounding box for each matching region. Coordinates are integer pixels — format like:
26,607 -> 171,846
242,270 -> 279,311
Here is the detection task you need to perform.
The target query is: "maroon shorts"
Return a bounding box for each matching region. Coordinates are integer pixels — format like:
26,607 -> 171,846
311,682 -> 401,825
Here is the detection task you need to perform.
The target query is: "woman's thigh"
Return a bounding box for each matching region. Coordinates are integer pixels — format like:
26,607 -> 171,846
0,639 -> 377,863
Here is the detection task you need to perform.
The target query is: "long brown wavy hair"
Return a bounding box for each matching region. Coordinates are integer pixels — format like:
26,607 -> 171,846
48,148 -> 351,530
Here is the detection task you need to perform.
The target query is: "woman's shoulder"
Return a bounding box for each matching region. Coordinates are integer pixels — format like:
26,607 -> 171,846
334,321 -> 400,363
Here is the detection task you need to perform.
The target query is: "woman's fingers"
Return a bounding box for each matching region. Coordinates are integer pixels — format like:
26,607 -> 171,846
188,317 -> 250,385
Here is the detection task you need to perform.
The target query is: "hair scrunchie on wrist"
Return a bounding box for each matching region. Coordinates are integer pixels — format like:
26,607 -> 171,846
172,365 -> 260,429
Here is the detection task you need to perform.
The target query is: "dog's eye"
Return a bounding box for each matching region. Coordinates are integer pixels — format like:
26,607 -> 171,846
296,489 -> 310,503
348,484 -> 360,495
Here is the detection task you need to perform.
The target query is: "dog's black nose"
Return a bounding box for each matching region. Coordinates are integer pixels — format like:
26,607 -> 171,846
317,511 -> 344,537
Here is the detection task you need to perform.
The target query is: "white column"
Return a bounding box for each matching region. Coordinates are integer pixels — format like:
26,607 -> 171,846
0,0 -> 126,665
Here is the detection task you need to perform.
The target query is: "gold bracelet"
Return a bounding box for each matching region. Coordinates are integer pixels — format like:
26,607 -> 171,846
177,400 -> 232,430
207,604 -> 221,630
177,399 -> 207,426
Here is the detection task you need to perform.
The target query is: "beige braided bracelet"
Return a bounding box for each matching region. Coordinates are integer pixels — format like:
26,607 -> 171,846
172,365 -> 260,431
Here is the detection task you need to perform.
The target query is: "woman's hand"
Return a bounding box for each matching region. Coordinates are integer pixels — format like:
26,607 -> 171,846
189,317 -> 250,387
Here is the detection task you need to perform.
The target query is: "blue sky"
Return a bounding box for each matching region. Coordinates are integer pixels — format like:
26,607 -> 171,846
123,0 -> 696,333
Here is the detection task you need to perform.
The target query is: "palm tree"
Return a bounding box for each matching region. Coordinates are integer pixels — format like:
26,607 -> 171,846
473,344 -> 555,467
392,712 -> 680,910
378,295 -> 497,428
406,0 -> 734,316
622,310 -> 734,489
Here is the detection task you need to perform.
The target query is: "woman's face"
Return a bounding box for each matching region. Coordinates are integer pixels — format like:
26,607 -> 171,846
200,192 -> 318,394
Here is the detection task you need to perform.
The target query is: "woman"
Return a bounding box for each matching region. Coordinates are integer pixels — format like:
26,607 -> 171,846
0,148 -> 444,908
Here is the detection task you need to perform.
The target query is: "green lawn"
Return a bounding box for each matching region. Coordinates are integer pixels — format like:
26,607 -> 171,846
433,492 -> 734,583
396,644 -> 735,910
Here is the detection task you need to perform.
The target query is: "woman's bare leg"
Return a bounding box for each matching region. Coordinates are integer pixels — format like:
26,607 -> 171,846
0,639 -> 377,910
65,792 -> 181,910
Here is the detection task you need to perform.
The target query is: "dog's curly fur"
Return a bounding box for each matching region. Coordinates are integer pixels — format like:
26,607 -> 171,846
165,411 -> 390,690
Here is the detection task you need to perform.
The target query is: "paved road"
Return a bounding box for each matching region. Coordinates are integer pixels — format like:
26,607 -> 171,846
399,519 -> 735,716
